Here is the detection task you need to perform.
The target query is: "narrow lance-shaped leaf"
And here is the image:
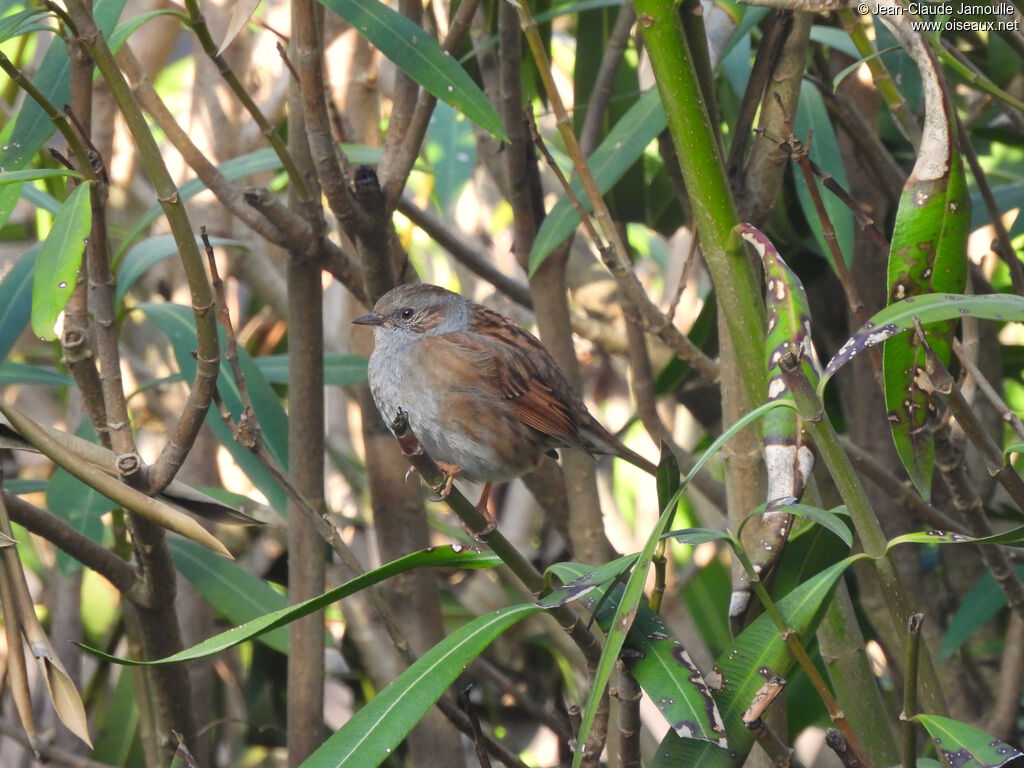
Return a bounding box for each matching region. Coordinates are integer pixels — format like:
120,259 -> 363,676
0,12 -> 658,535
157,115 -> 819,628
300,558 -> 629,768
822,293 -> 1024,385
31,181 -> 93,340
654,554 -> 867,765
314,0 -> 507,142
550,561 -> 727,747
914,714 -> 1022,768
879,9 -> 969,497
730,223 -> 819,621
529,87 -> 668,273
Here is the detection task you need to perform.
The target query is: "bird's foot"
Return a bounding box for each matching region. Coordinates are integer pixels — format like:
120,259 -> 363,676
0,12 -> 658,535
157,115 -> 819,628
471,482 -> 497,536
434,462 -> 462,498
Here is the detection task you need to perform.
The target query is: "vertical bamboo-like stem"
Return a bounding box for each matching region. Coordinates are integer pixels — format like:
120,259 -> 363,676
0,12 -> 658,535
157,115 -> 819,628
287,5 -> 326,763
901,613 -> 924,768
633,0 -> 766,407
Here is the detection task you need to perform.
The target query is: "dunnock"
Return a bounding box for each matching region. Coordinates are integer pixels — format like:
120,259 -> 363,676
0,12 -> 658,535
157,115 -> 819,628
353,283 -> 656,510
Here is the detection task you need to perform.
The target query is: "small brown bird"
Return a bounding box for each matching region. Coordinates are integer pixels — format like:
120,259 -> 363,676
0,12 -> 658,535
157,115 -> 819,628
353,283 -> 655,511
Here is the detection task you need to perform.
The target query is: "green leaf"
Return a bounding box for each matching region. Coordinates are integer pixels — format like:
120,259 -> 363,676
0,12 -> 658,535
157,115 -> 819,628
0,245 -> 40,360
938,566 -> 1024,660
0,361 -> 74,387
425,102 -> 476,213
137,302 -> 290,512
306,602 -> 542,767
551,562 -> 726,746
81,545 -> 500,664
0,7 -> 51,43
883,132 -> 970,495
530,87 -> 667,274
301,565 -> 618,768
108,9 -> 186,53
168,538 -> 290,654
665,528 -> 733,546
46,466 -> 112,577
657,555 -> 865,763
20,182 -> 61,214
32,181 -> 93,340
252,353 -> 369,387
887,525 -> 1024,550
785,504 -> 851,548
914,714 -> 1022,768
823,293 -> 1024,386
1005,440 -> 1024,459
116,234 -> 248,304
89,669 -> 140,765
313,0 -> 507,142
0,169 -> 82,186
0,180 -> 22,230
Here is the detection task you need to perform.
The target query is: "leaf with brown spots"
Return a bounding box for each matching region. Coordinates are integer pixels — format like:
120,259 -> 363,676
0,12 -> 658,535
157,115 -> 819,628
915,715 -> 1021,768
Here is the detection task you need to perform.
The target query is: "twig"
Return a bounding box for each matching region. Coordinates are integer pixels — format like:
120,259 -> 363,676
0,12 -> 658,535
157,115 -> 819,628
955,115 -> 1024,296
0,718 -> 117,768
579,0 -> 636,157
747,717 -> 807,768
64,0 -> 220,496
458,686 -> 492,768
622,302 -> 727,511
389,409 -> 604,666
2,491 -> 142,602
826,728 -> 867,768
735,544 -> 869,763
380,0 -> 482,206
182,0 -> 312,204
901,613 -> 924,768
991,612 -> 1024,741
953,339 -> 1024,441
917,321 -> 1024,515
779,351 -> 950,717
396,196 -> 533,308
839,436 -> 965,533
527,112 -> 720,385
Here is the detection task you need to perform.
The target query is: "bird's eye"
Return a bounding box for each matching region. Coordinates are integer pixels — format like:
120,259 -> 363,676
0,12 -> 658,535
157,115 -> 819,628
399,308 -> 415,320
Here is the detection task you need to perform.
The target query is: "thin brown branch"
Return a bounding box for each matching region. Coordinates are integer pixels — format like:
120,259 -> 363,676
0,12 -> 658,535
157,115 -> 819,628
396,196 -> 533,308
528,112 -> 720,385
3,491 -> 142,601
956,114 -> 1024,296
954,338 -> 1024,442
579,1 -> 636,157
840,436 -> 965,533
380,0 -> 483,206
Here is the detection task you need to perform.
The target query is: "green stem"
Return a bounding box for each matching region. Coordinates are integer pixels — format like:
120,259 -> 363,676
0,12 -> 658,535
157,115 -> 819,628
0,52 -> 94,179
837,8 -> 921,148
734,541 -> 869,762
634,0 -> 766,411
779,351 -> 950,717
902,613 -> 924,768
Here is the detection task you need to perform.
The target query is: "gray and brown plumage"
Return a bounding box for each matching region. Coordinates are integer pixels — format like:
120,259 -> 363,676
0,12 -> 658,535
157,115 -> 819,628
353,284 -> 655,504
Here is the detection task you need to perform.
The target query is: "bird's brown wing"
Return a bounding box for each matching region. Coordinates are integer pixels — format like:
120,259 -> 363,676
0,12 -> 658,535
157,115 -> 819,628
431,316 -> 593,454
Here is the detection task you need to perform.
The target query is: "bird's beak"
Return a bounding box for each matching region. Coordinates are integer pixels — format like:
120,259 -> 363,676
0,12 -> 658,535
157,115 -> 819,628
352,312 -> 384,326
